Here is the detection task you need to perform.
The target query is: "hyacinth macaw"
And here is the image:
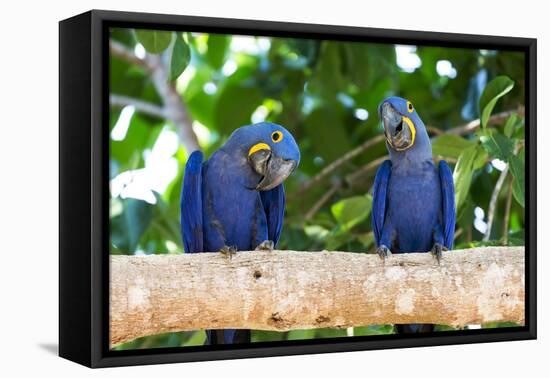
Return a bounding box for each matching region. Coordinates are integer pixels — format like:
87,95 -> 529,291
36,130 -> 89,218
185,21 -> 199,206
180,122 -> 300,345
372,96 -> 456,333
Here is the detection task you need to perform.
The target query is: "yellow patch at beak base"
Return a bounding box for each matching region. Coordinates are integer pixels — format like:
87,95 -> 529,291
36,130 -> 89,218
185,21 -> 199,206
396,116 -> 416,151
248,142 -> 271,156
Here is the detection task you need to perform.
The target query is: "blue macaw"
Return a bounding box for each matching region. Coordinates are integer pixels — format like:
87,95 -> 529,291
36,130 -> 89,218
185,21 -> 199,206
180,122 -> 300,345
372,96 -> 456,333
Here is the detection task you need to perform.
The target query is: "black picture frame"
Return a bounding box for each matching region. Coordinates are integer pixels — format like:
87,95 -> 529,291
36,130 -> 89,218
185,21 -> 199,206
59,9 -> 537,368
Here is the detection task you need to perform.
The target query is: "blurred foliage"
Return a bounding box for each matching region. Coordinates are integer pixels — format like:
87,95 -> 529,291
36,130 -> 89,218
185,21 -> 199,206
109,28 -> 526,350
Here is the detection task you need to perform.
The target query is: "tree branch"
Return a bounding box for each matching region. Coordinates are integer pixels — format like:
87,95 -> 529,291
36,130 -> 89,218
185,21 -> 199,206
444,107 -> 524,136
503,176 -> 514,245
293,135 -> 386,197
146,54 -> 200,153
303,181 -> 341,222
109,40 -> 153,70
110,94 -> 167,119
109,39 -> 200,153
345,155 -> 388,186
484,165 -> 509,241
110,246 -> 525,346
426,126 -> 444,136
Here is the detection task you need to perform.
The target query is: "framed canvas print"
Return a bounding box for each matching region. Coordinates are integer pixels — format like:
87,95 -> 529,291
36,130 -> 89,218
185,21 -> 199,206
59,10 -> 536,368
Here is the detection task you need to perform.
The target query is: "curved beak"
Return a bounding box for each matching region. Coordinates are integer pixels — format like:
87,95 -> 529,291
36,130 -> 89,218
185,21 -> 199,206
248,144 -> 297,191
381,102 -> 416,151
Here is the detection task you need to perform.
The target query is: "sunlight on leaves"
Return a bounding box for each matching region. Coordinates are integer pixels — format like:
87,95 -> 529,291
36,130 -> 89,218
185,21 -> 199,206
479,75 -> 514,128
135,29 -> 173,54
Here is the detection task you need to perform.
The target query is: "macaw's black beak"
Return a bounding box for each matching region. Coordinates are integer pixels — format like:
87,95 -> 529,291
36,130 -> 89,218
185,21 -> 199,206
381,102 -> 415,151
248,147 -> 297,191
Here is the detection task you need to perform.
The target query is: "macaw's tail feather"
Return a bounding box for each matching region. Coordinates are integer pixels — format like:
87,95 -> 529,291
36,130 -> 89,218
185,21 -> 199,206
395,324 -> 435,333
205,329 -> 251,345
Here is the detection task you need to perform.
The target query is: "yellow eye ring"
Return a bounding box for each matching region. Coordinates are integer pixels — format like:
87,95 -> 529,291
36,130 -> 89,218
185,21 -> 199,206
271,131 -> 283,143
406,101 -> 414,113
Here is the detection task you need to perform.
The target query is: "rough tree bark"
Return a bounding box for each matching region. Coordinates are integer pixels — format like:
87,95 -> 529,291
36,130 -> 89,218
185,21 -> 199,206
110,246 -> 524,346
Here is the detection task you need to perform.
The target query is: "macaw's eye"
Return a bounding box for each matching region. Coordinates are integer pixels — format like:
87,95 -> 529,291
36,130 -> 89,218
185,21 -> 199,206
271,131 -> 283,143
407,101 -> 414,113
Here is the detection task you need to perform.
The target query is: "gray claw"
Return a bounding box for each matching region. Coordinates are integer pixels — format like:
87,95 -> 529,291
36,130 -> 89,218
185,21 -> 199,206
219,245 -> 237,259
431,243 -> 447,264
255,240 -> 275,251
376,245 -> 391,261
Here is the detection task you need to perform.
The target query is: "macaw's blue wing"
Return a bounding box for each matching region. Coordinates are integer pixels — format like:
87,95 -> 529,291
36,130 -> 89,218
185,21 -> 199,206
372,160 -> 392,246
260,184 -> 285,246
181,150 -> 204,253
439,160 -> 456,249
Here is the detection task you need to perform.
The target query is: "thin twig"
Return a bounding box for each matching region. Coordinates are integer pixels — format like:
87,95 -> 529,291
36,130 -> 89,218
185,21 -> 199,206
502,176 -> 514,245
110,94 -> 167,118
293,135 -> 386,196
444,107 -> 524,136
484,165 -> 509,242
303,181 -> 341,222
426,126 -> 444,136
454,228 -> 463,240
109,40 -> 154,69
345,155 -> 388,186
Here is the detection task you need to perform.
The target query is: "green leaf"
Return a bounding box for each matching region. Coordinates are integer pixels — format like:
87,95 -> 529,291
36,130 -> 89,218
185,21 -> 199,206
135,29 -> 172,54
482,322 -> 520,329
434,325 -> 459,331
182,331 -> 207,346
206,35 -> 231,69
507,230 -> 525,246
308,42 -> 346,96
480,130 -> 514,161
286,329 -> 318,340
183,65 -> 218,127
331,195 -> 372,230
325,232 -> 353,250
303,107 -> 352,162
479,76 -> 514,128
453,145 -> 484,209
214,84 -> 262,134
169,34 -> 191,81
304,225 -> 330,241
503,114 -> 520,138
513,120 -> 526,140
251,330 -> 287,342
431,134 -> 476,159
473,147 -> 489,169
110,54 -> 148,98
110,198 -> 153,253
288,39 -> 320,66
354,325 -> 395,336
508,155 -> 525,207
110,113 -> 160,169
110,27 -> 135,46
125,199 -> 154,252
357,232 -> 375,249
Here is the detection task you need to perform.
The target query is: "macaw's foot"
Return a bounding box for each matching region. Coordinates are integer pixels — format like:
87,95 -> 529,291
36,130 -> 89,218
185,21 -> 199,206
376,245 -> 391,261
255,240 -> 275,251
219,245 -> 237,259
431,243 -> 448,264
